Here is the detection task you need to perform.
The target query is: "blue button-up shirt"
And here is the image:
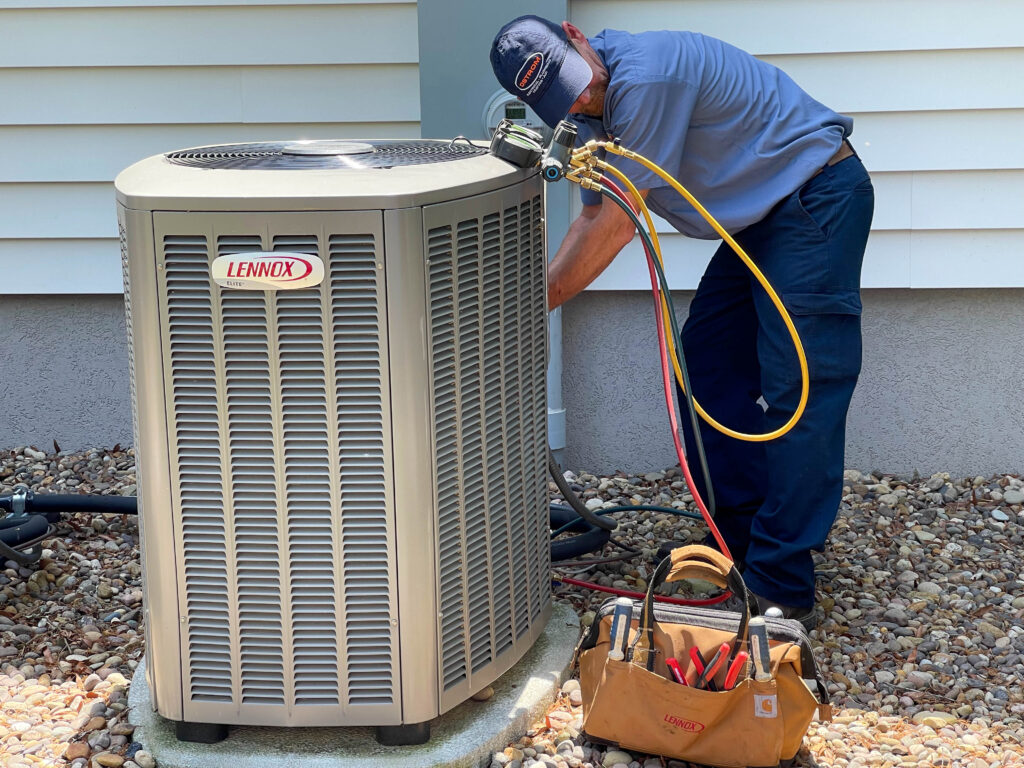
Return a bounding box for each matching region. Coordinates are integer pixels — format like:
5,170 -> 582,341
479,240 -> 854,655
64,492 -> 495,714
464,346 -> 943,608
573,29 -> 853,239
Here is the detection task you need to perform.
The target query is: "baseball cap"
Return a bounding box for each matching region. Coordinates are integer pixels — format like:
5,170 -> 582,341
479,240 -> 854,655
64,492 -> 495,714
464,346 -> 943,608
490,15 -> 593,128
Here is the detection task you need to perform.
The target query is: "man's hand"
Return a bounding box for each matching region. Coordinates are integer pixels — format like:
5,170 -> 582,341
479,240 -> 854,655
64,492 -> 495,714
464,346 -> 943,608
547,189 -> 648,310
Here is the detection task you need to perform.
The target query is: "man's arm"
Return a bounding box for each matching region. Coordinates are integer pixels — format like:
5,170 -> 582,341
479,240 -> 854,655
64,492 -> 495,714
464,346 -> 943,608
547,189 -> 648,310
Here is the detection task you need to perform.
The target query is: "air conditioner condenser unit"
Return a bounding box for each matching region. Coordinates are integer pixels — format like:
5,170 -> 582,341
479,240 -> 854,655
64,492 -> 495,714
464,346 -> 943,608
114,139 -> 551,744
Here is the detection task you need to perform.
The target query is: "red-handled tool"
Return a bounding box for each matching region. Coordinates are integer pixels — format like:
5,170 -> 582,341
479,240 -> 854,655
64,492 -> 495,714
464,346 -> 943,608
694,643 -> 730,690
687,647 -> 705,687
723,651 -> 749,690
665,657 -> 688,686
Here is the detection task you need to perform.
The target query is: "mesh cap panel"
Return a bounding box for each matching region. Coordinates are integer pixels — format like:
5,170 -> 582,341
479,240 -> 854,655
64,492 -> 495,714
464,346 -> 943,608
165,140 -> 487,170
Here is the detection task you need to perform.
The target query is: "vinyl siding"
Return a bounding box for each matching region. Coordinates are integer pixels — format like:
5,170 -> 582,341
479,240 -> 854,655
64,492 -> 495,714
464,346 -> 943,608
570,0 -> 1024,289
0,1 -> 419,294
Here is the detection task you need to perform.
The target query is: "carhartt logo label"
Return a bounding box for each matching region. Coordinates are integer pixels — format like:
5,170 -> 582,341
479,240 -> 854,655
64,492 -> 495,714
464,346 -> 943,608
212,252 -> 325,290
516,52 -> 544,90
754,694 -> 778,718
663,713 -> 705,733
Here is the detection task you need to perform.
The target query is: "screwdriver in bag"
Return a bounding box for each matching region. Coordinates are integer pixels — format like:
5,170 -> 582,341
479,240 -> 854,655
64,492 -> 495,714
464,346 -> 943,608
749,616 -> 773,682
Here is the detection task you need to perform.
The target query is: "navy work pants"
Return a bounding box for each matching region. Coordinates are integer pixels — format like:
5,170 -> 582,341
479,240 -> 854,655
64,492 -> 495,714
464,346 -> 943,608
678,154 -> 874,608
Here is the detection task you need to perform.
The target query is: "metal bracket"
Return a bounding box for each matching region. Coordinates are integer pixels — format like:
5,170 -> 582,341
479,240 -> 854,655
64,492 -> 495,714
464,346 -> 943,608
10,485 -> 31,520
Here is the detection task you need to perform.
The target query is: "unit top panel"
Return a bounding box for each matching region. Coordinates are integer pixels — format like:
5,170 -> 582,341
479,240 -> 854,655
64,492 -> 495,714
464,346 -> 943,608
115,139 -> 538,212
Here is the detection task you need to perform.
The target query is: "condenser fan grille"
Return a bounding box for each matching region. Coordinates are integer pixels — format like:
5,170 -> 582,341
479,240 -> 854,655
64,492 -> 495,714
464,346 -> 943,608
165,140 -> 487,170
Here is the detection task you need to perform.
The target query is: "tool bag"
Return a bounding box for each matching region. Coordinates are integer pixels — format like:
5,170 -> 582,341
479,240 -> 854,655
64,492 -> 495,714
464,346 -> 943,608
575,545 -> 831,768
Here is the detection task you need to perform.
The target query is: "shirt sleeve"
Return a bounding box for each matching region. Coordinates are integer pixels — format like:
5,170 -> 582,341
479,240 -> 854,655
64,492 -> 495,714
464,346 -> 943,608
601,77 -> 700,195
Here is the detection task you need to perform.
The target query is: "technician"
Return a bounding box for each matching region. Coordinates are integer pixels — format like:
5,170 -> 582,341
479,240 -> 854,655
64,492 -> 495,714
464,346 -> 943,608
491,16 -> 874,630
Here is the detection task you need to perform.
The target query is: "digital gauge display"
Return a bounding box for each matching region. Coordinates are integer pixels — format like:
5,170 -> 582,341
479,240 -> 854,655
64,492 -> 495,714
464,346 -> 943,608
505,104 -> 527,120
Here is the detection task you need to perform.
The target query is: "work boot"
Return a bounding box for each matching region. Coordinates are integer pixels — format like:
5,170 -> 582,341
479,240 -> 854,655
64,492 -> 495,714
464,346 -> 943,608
752,593 -> 817,633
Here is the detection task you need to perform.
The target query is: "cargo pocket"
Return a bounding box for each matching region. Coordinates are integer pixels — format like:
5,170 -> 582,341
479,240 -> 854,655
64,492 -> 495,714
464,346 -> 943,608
781,290 -> 863,382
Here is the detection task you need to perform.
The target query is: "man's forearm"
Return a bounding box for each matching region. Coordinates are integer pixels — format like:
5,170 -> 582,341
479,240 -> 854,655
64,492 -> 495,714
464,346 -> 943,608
548,207 -> 634,310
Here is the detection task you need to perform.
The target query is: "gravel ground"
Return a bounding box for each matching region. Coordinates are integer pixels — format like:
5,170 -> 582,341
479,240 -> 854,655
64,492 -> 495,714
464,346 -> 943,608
2,446 -> 1024,767
524,467 -> 1024,768
1,446 -> 149,768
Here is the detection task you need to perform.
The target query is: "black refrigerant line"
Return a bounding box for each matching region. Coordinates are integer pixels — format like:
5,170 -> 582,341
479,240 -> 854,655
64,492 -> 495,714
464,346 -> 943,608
0,486 -> 137,566
1,452 -> 701,566
0,490 -> 138,516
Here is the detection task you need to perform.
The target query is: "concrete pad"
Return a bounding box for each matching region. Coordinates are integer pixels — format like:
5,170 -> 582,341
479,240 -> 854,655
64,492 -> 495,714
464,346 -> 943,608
128,603 -> 579,768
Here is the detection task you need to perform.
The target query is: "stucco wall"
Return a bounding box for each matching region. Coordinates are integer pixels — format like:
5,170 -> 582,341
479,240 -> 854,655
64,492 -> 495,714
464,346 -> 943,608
4,289 -> 1023,479
0,296 -> 131,451
561,288 -> 1024,476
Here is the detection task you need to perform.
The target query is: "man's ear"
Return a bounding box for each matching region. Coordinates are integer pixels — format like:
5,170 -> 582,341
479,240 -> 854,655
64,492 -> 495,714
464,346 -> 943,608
561,21 -> 587,46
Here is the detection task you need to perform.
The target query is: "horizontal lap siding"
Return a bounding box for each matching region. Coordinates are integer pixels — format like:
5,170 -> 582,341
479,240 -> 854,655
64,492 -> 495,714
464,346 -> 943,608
2,65 -> 418,125
570,0 -> 1024,289
0,123 -> 421,182
570,0 -> 1024,54
0,5 -> 416,67
0,2 -> 419,294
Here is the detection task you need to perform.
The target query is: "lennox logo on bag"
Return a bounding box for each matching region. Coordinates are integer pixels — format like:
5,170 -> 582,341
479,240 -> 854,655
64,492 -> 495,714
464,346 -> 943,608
663,713 -> 705,733
211,252 -> 325,290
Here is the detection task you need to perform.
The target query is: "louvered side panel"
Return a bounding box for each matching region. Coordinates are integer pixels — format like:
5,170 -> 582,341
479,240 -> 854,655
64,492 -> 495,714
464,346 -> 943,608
330,233 -> 396,708
155,211 -> 396,727
500,204 -> 531,638
426,178 -> 549,713
119,215 -> 146,576
454,217 -> 495,675
163,234 -> 233,703
527,196 -> 550,623
481,212 -> 515,657
515,199 -> 539,634
427,225 -> 467,691
273,234 -> 340,707
217,235 -> 285,706
120,220 -> 139,452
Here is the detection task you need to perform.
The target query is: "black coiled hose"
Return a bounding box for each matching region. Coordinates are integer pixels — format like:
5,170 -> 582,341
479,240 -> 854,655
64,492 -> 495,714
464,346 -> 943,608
547,448 -> 617,532
0,487 -> 138,566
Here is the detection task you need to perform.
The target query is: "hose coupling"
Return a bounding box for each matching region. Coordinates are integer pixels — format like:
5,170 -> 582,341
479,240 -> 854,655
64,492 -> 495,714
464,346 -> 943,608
574,175 -> 604,193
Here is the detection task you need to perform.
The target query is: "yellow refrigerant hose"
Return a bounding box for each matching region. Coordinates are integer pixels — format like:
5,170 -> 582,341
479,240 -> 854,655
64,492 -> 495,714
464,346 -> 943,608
568,140 -> 810,443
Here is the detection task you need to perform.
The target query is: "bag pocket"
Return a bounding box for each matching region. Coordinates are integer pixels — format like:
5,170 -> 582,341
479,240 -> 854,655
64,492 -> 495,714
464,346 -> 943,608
580,650 -> 786,768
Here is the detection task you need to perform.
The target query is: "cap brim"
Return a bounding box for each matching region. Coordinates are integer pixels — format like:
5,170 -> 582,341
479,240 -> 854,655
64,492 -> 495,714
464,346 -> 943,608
533,46 -> 592,128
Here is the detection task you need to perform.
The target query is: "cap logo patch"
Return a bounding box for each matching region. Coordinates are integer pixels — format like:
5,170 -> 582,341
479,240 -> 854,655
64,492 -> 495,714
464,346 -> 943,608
516,52 -> 544,91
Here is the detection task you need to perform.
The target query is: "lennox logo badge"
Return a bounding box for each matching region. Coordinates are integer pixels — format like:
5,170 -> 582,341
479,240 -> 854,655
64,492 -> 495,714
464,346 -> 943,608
516,52 -> 544,90
212,252 -> 325,291
664,714 -> 705,733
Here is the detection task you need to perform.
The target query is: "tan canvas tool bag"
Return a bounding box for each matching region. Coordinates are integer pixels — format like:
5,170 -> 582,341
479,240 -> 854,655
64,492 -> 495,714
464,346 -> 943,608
575,545 -> 831,768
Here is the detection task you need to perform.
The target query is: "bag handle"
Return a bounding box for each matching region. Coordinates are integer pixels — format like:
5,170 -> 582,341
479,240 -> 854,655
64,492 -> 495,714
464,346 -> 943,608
632,545 -> 757,670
